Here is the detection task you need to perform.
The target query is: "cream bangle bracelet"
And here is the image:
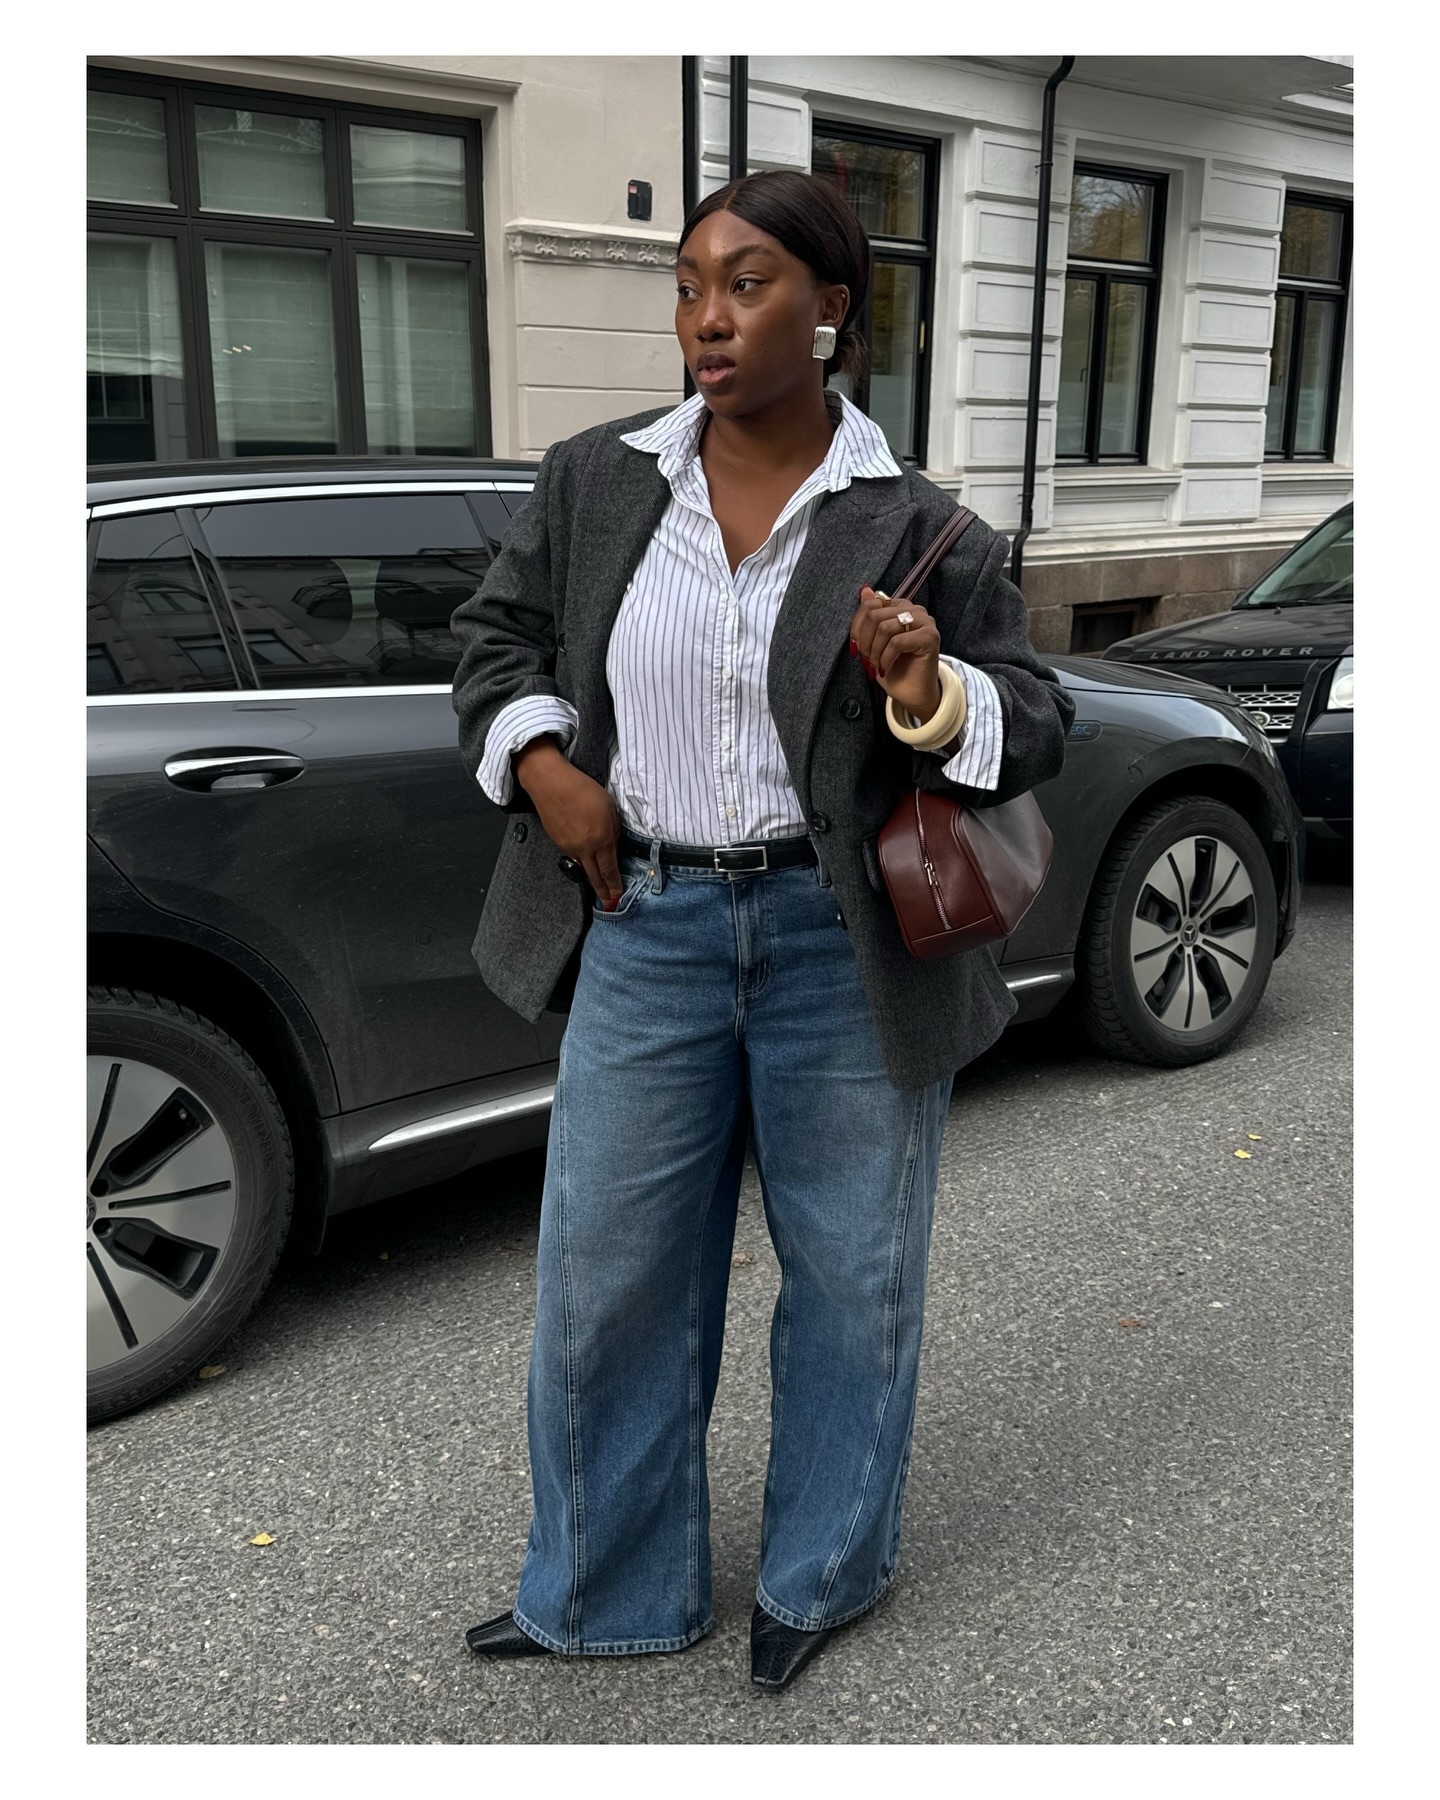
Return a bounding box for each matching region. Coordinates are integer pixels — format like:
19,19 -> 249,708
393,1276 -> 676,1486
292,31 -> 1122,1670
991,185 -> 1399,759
884,659 -> 968,749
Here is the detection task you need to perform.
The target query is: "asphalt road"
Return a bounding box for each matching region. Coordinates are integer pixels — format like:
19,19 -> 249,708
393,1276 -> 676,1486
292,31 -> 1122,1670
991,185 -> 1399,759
87,847 -> 1352,1746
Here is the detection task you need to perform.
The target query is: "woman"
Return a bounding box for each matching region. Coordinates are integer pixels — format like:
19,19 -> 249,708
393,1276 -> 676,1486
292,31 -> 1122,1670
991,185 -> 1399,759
450,170 -> 1073,1691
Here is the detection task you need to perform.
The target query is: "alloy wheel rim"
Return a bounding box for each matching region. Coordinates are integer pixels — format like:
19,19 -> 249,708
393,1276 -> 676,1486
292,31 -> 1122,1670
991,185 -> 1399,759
86,1054 -> 239,1376
1128,834 -> 1259,1033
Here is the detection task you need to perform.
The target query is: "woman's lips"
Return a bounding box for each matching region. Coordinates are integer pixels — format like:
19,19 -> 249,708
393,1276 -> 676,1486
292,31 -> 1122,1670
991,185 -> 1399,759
696,360 -> 736,390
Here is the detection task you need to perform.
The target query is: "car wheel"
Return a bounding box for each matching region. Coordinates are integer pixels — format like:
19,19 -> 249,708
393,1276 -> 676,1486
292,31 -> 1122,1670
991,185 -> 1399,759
1075,795 -> 1278,1067
87,987 -> 294,1424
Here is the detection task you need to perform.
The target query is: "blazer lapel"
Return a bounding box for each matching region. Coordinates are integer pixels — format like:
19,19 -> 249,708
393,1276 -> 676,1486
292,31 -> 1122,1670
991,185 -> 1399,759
563,437 -> 671,781
767,478 -> 917,811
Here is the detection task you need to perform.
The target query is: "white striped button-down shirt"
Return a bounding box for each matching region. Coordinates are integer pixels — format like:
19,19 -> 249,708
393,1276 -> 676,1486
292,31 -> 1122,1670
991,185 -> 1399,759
478,391 -> 1004,843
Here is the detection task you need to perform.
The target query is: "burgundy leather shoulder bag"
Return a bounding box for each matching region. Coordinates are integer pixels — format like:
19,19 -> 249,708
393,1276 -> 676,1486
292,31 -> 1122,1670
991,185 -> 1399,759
874,508 -> 1055,962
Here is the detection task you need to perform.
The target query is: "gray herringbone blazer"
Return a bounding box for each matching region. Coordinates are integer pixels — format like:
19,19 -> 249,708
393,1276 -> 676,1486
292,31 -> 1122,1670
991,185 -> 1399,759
451,400 -> 1074,1091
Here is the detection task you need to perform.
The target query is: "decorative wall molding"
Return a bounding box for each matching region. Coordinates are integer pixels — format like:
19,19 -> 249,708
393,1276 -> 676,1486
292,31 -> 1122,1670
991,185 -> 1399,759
1259,469 -> 1354,519
504,221 -> 674,269
1053,471 -> 1180,528
1200,162 -> 1285,232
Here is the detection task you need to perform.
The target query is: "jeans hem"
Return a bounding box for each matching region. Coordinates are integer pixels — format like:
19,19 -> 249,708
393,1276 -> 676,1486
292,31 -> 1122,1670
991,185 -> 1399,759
512,1607 -> 713,1657
754,1568 -> 897,1634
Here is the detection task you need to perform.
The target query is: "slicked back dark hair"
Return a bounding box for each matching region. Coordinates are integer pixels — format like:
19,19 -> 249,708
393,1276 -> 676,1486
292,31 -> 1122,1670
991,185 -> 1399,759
677,169 -> 871,384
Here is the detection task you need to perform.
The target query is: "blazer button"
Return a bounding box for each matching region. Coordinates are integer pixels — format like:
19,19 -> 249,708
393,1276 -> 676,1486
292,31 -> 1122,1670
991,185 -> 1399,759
512,819 -> 528,842
809,812 -> 831,833
841,697 -> 862,721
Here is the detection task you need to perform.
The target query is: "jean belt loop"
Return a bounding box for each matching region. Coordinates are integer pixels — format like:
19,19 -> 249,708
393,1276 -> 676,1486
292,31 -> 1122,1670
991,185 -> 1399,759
810,833 -> 832,889
646,833 -> 666,894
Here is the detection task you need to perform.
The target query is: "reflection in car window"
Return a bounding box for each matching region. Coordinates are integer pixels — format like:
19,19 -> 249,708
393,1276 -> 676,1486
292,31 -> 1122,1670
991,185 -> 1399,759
1242,510 -> 1352,606
88,511 -> 239,695
196,494 -> 493,688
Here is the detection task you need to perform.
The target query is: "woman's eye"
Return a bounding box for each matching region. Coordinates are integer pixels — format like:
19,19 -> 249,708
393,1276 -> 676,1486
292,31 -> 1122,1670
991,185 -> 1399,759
734,277 -> 762,293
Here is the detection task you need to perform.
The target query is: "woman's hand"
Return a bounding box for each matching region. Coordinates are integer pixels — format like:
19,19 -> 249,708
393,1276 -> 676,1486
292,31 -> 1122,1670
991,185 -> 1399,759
513,740 -> 624,906
849,586 -> 944,722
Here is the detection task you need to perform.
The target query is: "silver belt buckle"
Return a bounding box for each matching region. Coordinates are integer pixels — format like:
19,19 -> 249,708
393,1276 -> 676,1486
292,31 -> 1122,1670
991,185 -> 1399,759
714,843 -> 768,872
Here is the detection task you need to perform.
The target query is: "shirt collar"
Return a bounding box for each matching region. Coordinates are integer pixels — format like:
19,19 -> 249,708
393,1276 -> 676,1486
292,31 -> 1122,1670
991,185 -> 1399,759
620,388 -> 903,489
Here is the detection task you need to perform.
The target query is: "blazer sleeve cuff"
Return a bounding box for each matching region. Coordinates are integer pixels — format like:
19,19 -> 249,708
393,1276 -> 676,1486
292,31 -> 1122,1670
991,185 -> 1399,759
477,695 -> 580,807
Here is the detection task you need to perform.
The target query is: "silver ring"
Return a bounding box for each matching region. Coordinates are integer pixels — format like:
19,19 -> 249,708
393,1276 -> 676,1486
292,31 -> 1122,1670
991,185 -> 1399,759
895,611 -> 915,626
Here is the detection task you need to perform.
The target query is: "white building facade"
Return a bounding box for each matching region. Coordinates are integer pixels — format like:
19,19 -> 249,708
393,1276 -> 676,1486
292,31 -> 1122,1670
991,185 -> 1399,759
87,53 -> 1352,649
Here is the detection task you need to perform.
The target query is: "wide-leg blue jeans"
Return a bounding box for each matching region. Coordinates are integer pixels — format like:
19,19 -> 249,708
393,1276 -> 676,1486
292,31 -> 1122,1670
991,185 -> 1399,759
512,845 -> 954,1655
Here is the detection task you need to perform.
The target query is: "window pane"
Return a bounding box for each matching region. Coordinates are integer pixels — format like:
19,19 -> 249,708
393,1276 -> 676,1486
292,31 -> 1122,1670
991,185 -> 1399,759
1280,201 -> 1344,282
1097,282 -> 1148,457
1069,173 -> 1154,264
812,135 -> 924,240
196,105 -> 328,219
1058,277 -> 1096,457
199,495 -> 492,688
1293,298 -> 1338,454
358,255 -> 476,454
205,242 -> 339,456
867,262 -> 920,460
88,235 -> 188,463
88,512 -> 236,695
350,124 -> 467,232
1266,291 -> 1295,454
88,93 -> 171,205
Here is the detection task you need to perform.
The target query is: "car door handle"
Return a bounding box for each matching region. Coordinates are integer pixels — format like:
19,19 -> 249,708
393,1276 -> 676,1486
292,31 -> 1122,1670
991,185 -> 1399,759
163,751 -> 307,793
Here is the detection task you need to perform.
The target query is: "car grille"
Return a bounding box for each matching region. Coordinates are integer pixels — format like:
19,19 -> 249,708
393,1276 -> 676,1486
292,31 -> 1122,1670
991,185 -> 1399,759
1220,685 -> 1304,740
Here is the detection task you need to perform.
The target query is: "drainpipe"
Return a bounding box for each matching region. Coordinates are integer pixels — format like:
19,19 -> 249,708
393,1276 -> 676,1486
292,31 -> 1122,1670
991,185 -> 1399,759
1009,55 -> 1074,592
682,57 -> 700,399
729,57 -> 749,181
682,56 -> 700,217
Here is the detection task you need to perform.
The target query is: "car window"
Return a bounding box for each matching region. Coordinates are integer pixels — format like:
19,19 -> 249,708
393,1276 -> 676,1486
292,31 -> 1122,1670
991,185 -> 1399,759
88,511 -> 240,696
1241,510 -> 1352,607
195,493 -> 494,688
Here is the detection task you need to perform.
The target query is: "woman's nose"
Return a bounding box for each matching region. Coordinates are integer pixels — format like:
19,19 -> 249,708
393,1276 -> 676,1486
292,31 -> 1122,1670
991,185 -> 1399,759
696,297 -> 732,339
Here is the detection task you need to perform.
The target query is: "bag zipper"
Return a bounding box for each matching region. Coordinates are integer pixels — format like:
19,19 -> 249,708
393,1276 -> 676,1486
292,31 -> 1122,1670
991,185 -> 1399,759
913,791 -> 952,932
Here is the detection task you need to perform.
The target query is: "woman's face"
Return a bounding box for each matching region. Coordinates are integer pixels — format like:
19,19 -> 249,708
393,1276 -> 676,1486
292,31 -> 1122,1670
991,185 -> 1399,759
675,209 -> 848,420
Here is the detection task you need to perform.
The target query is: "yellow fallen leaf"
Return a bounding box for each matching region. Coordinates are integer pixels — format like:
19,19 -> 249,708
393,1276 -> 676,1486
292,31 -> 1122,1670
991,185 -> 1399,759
378,1252 -> 389,1261
1234,1150 -> 1252,1159
198,1365 -> 228,1379
1247,1133 -> 1262,1141
249,1533 -> 276,1547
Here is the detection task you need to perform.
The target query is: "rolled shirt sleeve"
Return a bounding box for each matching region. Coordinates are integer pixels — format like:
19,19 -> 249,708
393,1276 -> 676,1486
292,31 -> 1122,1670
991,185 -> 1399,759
933,654 -> 1004,791
477,693 -> 580,807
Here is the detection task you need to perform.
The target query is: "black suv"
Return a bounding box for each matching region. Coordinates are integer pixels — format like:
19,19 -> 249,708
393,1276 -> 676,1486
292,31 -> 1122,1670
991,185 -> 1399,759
88,460 -> 1302,1423
1103,504 -> 1353,840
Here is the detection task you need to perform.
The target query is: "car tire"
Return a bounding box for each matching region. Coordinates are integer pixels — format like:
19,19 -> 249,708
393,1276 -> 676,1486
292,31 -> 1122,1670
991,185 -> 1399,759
87,986 -> 294,1425
1075,795 -> 1278,1067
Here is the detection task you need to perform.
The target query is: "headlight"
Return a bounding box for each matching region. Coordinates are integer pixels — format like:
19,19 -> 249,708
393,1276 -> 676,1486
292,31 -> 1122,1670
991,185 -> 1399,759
1325,654 -> 1354,711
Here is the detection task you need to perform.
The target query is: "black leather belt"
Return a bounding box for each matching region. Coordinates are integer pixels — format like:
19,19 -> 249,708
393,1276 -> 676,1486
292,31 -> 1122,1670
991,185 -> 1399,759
620,829 -> 817,872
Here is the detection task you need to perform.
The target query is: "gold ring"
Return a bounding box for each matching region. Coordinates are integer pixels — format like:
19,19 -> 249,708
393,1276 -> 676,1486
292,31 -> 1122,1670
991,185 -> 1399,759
895,611 -> 915,626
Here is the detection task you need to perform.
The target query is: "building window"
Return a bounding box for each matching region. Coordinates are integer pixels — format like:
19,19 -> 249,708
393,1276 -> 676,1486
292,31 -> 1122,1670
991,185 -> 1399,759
1266,194 -> 1351,461
811,121 -> 939,465
1057,164 -> 1167,464
86,70 -> 491,465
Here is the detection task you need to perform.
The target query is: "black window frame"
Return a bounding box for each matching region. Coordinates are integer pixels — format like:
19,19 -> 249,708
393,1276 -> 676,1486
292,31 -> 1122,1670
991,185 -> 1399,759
87,67 -> 492,465
1266,191 -> 1352,464
1058,161 -> 1168,466
811,117 -> 940,468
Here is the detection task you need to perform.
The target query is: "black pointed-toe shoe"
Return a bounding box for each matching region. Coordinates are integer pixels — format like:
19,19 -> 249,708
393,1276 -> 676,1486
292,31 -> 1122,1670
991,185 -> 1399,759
465,1611 -> 553,1658
749,1602 -> 836,1691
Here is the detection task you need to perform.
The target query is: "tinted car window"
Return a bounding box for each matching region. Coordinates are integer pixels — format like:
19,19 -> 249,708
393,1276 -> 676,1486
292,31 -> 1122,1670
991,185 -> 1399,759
1240,509 -> 1352,607
88,511 -> 239,696
197,494 -> 493,688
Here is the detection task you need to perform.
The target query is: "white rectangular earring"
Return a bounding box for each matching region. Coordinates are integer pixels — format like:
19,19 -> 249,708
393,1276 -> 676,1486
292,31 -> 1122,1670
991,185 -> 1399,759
812,325 -> 837,360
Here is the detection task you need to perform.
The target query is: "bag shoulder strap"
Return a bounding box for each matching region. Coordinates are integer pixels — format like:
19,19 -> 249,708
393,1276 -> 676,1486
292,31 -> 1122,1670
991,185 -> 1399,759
890,505 -> 978,605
